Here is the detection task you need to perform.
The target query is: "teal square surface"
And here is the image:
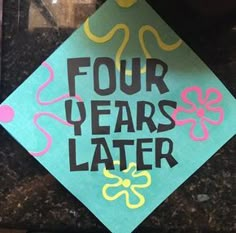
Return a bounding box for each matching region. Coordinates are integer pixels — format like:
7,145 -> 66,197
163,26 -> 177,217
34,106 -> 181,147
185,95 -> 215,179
0,1 -> 236,232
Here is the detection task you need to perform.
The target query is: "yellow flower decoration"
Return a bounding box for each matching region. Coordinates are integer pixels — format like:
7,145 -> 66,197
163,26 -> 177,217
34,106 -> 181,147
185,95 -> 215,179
102,161 -> 152,209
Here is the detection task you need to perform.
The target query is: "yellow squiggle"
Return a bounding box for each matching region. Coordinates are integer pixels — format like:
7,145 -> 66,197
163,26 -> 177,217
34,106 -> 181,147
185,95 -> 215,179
139,25 -> 183,58
84,19 -> 182,75
84,19 -> 133,76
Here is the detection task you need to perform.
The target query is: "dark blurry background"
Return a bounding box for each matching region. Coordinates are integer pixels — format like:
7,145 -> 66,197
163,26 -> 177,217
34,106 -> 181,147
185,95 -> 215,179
0,1 -> 235,232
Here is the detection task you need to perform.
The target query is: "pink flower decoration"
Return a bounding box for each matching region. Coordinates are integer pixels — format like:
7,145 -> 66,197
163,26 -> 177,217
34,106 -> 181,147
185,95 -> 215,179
172,86 -> 224,141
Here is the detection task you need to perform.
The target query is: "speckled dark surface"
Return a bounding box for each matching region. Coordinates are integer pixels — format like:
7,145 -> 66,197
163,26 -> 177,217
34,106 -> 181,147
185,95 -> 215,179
0,1 -> 235,232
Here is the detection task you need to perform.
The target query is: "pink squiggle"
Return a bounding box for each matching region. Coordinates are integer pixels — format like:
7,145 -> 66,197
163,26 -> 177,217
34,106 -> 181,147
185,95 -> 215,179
31,61 -> 83,156
37,61 -> 83,105
30,112 -> 72,157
